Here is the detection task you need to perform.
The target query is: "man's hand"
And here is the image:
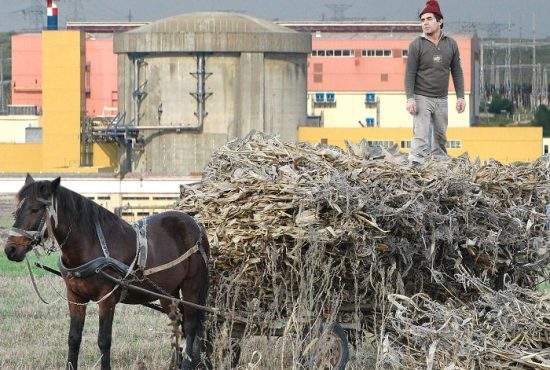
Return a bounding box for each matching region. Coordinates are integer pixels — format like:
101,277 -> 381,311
456,98 -> 466,113
406,99 -> 417,115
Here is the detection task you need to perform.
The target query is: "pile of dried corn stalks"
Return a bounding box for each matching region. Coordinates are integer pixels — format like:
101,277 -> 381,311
382,276 -> 550,369
177,131 -> 549,368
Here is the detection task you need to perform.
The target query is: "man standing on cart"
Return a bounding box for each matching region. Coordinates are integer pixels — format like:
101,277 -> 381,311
404,0 -> 466,165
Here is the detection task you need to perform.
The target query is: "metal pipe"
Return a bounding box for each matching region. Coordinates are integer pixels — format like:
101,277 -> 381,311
133,57 -> 139,128
92,125 -> 199,131
197,54 -> 206,127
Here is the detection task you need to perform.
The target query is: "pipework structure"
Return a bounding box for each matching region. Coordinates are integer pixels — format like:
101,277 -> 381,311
105,12 -> 310,176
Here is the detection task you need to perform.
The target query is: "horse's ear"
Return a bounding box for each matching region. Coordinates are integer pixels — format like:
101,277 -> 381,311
51,177 -> 61,194
25,173 -> 34,186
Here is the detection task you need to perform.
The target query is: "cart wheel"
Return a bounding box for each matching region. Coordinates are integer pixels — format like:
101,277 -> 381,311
311,323 -> 350,370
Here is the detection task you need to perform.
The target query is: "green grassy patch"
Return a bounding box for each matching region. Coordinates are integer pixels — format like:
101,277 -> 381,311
0,213 -> 13,228
0,252 -> 59,277
0,276 -> 171,369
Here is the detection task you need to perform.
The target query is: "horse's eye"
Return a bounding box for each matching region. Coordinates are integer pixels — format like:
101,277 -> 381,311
30,208 -> 41,213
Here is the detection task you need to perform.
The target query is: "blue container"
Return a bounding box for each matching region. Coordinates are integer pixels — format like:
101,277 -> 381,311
47,16 -> 58,30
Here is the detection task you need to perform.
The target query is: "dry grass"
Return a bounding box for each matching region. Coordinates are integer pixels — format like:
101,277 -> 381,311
0,275 -> 172,369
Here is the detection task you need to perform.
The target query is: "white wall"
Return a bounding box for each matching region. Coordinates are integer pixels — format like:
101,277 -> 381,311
307,92 -> 472,128
0,115 -> 40,143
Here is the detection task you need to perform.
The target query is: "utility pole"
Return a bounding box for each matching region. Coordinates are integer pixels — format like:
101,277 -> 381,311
128,9 -> 133,22
481,44 -> 490,119
505,15 -> 512,101
324,3 -> 352,21
543,67 -> 548,106
0,48 -> 4,113
531,13 -> 538,108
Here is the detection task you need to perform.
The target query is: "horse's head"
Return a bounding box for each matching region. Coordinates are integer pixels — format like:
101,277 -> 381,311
4,174 -> 60,262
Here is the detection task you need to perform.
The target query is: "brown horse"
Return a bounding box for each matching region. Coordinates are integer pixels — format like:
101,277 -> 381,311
4,174 -> 209,370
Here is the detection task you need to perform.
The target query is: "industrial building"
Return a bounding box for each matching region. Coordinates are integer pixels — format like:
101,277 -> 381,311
114,12 -> 310,175
280,21 -> 479,128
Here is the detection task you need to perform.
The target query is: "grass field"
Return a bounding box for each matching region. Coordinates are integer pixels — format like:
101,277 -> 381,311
0,274 -> 173,369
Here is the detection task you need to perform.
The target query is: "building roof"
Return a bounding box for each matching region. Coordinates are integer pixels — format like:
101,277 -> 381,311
114,12 -> 311,54
278,21 -> 422,34
66,21 -> 148,33
131,12 -> 298,34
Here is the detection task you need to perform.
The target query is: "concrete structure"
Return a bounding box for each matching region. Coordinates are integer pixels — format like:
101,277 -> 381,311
299,126 -> 543,163
113,12 -> 311,175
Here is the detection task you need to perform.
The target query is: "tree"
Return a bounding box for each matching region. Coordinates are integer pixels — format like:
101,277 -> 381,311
533,105 -> 550,137
488,95 -> 514,115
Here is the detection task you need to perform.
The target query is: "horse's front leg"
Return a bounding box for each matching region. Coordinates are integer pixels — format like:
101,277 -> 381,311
97,299 -> 117,370
67,292 -> 87,369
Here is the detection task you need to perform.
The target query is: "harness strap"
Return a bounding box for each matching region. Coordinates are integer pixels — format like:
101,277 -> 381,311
95,219 -> 110,257
9,196 -> 56,247
144,244 -> 199,276
143,223 -> 208,276
132,218 -> 148,270
58,256 -> 131,279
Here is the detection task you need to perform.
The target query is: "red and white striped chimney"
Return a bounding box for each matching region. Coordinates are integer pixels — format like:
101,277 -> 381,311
46,0 -> 59,30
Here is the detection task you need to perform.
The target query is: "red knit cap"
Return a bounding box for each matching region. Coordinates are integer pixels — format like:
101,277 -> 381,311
420,0 -> 443,19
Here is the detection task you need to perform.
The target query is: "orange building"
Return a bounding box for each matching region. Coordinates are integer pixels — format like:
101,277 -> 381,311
282,21 -> 480,128
11,33 -> 118,117
11,34 -> 42,108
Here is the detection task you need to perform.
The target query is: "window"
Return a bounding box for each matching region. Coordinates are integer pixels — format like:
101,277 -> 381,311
362,50 -> 367,56
311,50 -> 318,56
446,140 -> 462,149
402,49 -> 408,57
367,141 -> 394,148
343,50 -> 351,56
321,138 -> 328,144
383,50 -> 392,57
545,145 -> 549,154
326,50 -> 334,56
381,73 -> 389,82
375,50 -> 384,56
334,50 -> 342,56
401,141 -> 411,149
318,50 -> 326,56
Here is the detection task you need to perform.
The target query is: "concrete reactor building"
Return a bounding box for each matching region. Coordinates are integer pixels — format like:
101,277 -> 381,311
113,12 -> 311,175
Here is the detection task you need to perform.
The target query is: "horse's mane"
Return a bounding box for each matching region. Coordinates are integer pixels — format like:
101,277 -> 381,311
21,182 -> 128,236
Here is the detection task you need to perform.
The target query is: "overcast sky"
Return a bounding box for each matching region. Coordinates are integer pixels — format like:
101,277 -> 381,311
1,0 -> 549,38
